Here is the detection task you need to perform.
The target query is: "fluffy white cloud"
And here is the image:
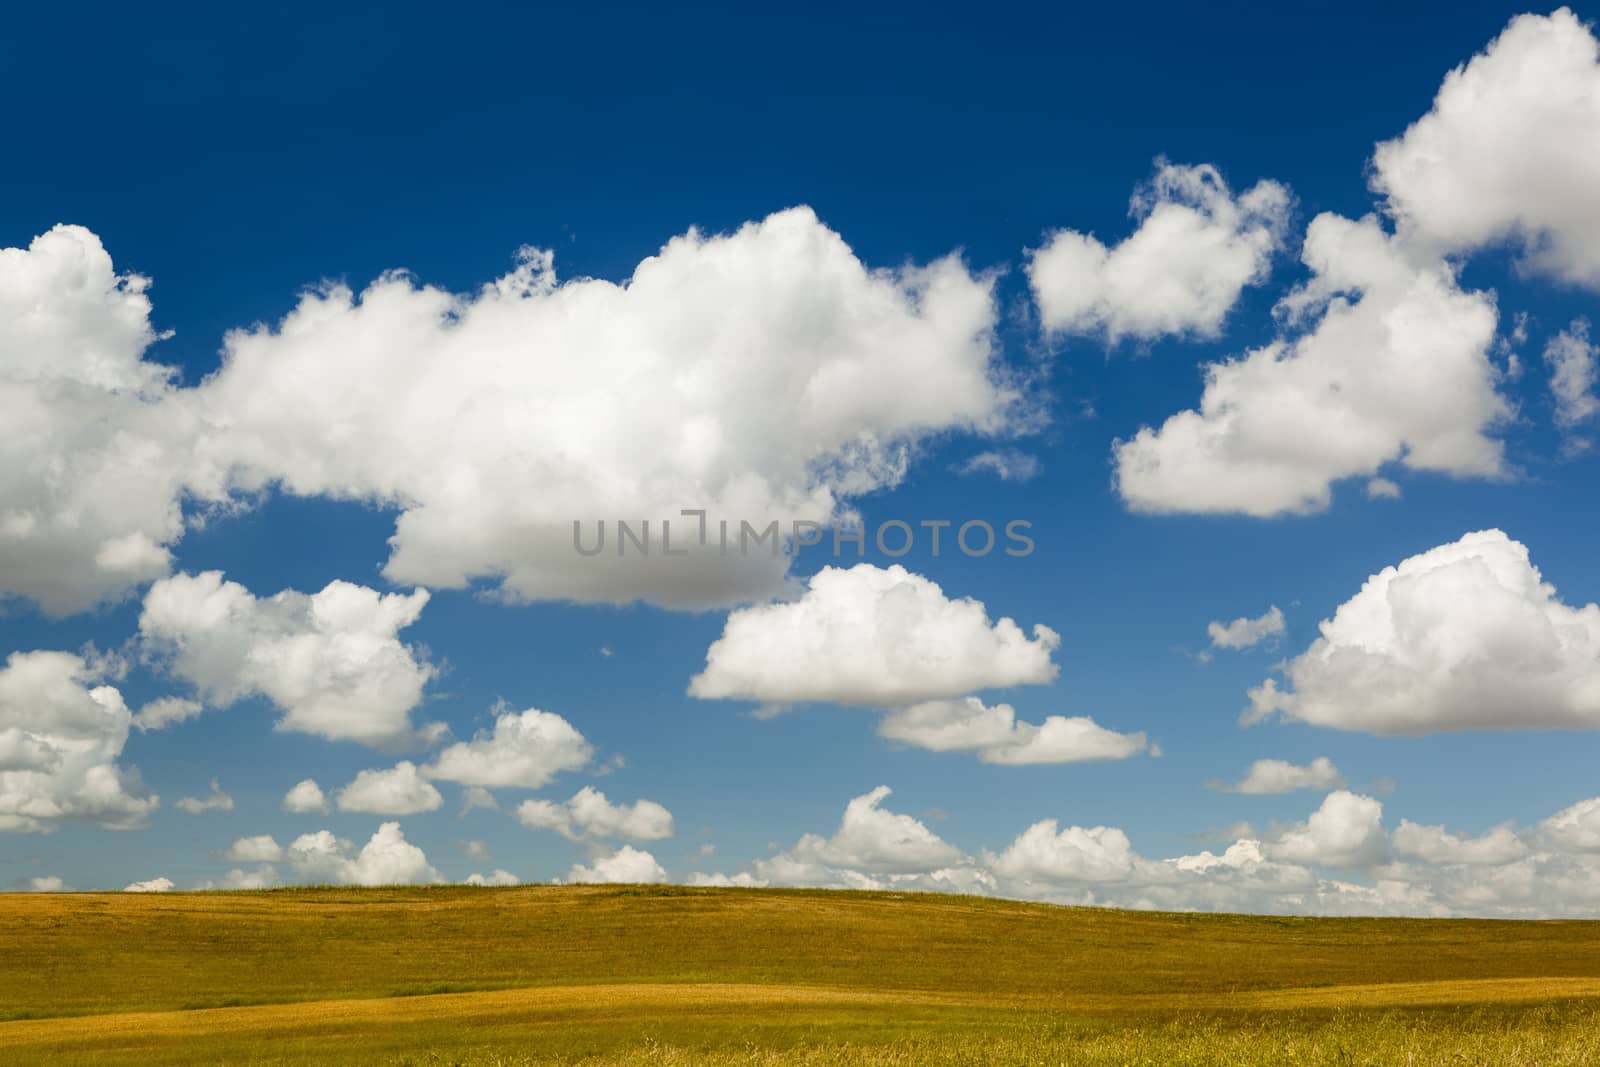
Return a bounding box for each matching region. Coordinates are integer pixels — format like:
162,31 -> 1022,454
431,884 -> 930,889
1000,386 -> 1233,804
139,571 -> 438,747
425,705 -> 592,790
0,226 -> 223,616
1214,757 -> 1343,795
133,697 -> 203,732
123,877 -> 174,893
1371,9 -> 1600,287
286,822 -> 441,886
1114,213 -> 1507,516
1028,162 -> 1290,342
1393,820 -> 1527,866
202,865 -> 280,890
336,762 -> 444,816
0,650 -> 157,832
990,822 -> 1137,887
224,834 -> 284,863
1538,797 -> 1600,853
1268,791 -> 1390,869
1246,530 -> 1600,734
175,779 -> 234,815
877,697 -> 1147,765
749,787 -> 964,888
465,869 -> 520,886
515,786 -> 673,842
1207,606 -> 1285,651
1545,320 -> 1598,448
281,778 -> 329,814
196,207 -> 1014,610
566,845 -> 668,884
690,565 -> 1059,709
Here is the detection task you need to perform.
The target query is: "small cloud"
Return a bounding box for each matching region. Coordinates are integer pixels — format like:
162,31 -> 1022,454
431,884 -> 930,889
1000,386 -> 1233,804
1206,606 -> 1285,651
954,450 -> 1041,483
175,779 -> 234,815
1365,478 -> 1403,500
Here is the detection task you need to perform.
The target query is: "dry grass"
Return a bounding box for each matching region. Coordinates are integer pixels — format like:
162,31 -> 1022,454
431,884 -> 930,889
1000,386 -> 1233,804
2,885 -> 1598,1064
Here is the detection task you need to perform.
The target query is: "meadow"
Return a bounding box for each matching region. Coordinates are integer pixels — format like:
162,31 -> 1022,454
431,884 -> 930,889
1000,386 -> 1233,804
2,885 -> 1599,1064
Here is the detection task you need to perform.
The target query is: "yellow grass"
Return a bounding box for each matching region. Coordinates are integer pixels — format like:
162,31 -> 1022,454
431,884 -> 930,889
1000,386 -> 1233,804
2,885 -> 1598,1064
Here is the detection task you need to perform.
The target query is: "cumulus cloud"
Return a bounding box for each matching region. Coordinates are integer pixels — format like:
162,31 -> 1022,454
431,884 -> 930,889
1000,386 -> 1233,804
175,779 -> 234,815
1268,791 -> 1390,869
425,705 -> 593,790
748,786 -> 965,888
565,845 -> 668,884
1393,820 -> 1527,866
139,571 -> 438,748
0,226 -> 223,616
515,786 -> 673,842
281,778 -> 329,814
123,877 -> 175,893
1371,9 -> 1600,288
1114,213 -> 1508,516
0,650 -> 157,832
286,822 -> 442,886
877,697 -> 1147,765
1245,530 -> 1600,734
224,834 -> 284,863
335,762 -> 444,816
1545,319 -> 1598,450
1207,606 -> 1285,651
202,865 -> 280,890
690,565 -> 1059,709
1213,757 -> 1343,795
1028,162 -> 1290,342
465,869 -> 520,886
196,207 -> 1015,611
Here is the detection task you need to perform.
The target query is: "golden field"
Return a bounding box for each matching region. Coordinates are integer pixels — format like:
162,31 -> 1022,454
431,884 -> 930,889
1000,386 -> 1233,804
2,885 -> 1599,1064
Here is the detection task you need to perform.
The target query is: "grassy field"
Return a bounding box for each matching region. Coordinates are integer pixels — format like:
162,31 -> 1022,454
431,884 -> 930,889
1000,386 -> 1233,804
2,885 -> 1599,1064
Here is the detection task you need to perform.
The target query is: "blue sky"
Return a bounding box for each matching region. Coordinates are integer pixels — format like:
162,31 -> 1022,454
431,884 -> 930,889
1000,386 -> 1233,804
4,3 -> 1600,912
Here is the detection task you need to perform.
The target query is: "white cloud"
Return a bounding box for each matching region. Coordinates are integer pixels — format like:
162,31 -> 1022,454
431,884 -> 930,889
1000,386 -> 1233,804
202,865 -> 279,890
1028,162 -> 1290,342
515,786 -> 673,842
877,697 -> 1147,765
286,821 -> 442,886
1268,791 -> 1390,869
139,571 -> 438,748
1393,820 -> 1527,866
336,762 -> 444,816
1207,606 -> 1285,651
224,834 -> 284,863
281,778 -> 329,814
24,875 -> 70,892
461,839 -> 491,861
1246,530 -> 1600,734
123,877 -> 175,893
955,450 -> 1040,482
1545,319 -> 1598,449
1365,477 -> 1403,500
1114,213 -> 1507,516
1538,797 -> 1600,853
1214,757 -> 1343,795
565,845 -> 668,884
0,650 -> 157,833
754,786 -> 963,886
133,697 -> 203,732
425,705 -> 593,790
1371,9 -> 1600,288
0,226 -> 222,616
175,779 -> 234,815
196,207 -> 1015,611
690,564 -> 1059,708
990,822 -> 1137,888
465,869 -> 520,886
